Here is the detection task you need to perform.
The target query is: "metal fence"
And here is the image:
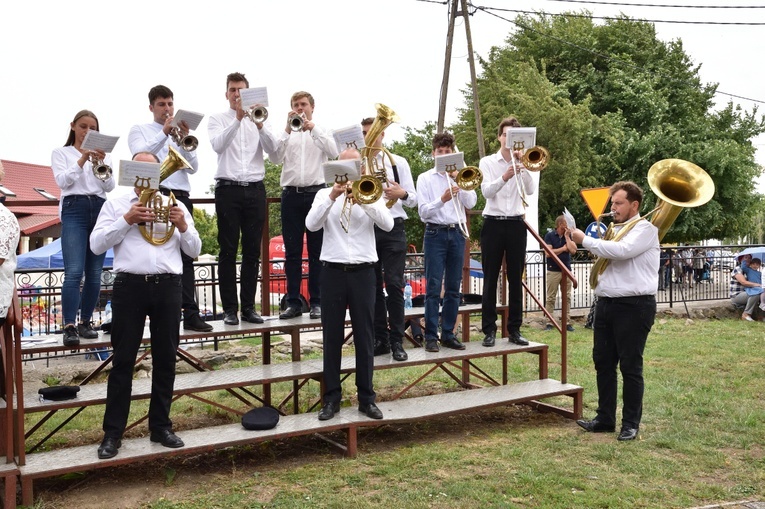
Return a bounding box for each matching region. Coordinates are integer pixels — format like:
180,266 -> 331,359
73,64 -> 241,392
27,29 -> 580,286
14,245 -> 745,337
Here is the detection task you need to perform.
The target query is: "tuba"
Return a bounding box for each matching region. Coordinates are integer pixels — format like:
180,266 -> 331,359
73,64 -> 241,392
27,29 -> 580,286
137,147 -> 191,245
589,159 -> 715,288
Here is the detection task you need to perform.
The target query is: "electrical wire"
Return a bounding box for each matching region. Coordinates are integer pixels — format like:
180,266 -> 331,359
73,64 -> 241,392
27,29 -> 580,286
546,0 -> 765,9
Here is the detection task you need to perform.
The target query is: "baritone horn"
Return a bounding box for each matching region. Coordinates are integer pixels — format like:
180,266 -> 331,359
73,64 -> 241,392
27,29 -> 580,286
137,147 -> 191,245
361,103 -> 400,208
89,153 -> 113,181
589,159 -> 715,289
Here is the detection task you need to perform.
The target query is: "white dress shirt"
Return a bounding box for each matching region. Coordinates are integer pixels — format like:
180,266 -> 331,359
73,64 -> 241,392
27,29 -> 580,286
368,152 -> 417,220
416,168 -> 477,225
90,191 -> 201,275
51,146 -> 116,204
479,150 -> 536,217
582,216 -> 660,297
269,122 -> 339,187
127,122 -> 198,192
305,188 -> 394,264
208,109 -> 278,182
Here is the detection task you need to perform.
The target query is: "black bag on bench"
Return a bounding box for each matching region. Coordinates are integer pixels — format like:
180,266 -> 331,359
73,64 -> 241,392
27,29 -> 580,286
242,406 -> 280,430
38,385 -> 80,401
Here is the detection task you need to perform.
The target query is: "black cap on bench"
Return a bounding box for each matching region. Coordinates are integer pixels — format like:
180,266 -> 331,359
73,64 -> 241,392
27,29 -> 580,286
38,385 -> 80,401
242,406 -> 280,430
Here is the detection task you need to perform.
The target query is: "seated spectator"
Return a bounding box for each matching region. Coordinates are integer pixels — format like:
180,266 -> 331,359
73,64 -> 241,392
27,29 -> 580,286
730,254 -> 763,321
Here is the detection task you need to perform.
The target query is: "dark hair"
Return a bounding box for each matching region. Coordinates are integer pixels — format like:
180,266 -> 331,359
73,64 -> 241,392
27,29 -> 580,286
227,72 -> 248,88
610,181 -> 644,205
65,110 -> 99,147
131,151 -> 160,162
497,117 -> 521,137
361,117 -> 374,127
148,85 -> 173,105
751,257 -> 762,266
432,132 -> 455,151
291,91 -> 314,107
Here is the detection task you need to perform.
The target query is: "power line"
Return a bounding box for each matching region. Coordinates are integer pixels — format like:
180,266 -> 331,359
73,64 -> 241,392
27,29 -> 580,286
548,0 -> 765,9
547,0 -> 765,9
470,4 -> 765,104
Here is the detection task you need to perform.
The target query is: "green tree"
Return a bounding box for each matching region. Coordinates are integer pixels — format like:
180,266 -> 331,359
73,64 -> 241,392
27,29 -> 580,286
452,12 -> 765,242
192,208 -> 218,256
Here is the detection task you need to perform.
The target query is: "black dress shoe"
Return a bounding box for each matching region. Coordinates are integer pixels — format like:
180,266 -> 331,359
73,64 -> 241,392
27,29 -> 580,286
241,309 -> 264,324
576,418 -> 616,433
63,325 -> 80,346
358,403 -> 383,419
412,334 -> 424,347
97,437 -> 121,459
508,330 -> 529,346
617,426 -> 639,441
309,305 -> 321,319
482,333 -> 496,347
441,337 -> 466,350
279,306 -> 302,319
373,340 -> 391,356
78,322 -> 99,339
184,314 -> 213,332
223,312 -> 239,325
424,339 -> 440,352
150,429 -> 185,448
318,402 -> 340,421
391,343 -> 408,361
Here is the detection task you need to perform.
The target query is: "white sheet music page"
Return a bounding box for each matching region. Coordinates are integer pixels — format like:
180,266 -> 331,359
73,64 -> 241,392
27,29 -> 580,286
322,159 -> 361,185
435,152 -> 465,174
81,131 -> 120,152
172,110 -> 204,130
563,207 -> 576,230
239,87 -> 269,110
505,127 -> 537,151
118,160 -> 161,189
333,124 -> 366,154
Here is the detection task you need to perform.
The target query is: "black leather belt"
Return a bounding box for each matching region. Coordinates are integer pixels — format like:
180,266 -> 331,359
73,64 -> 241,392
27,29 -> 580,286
599,295 -> 655,304
426,223 -> 458,230
115,273 -> 181,284
321,261 -> 375,272
283,184 -> 325,193
159,188 -> 189,198
215,179 -> 263,188
484,215 -> 524,221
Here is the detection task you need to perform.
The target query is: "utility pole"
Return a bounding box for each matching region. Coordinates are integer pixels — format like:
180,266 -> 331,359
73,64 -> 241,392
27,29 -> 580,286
436,0 -> 486,158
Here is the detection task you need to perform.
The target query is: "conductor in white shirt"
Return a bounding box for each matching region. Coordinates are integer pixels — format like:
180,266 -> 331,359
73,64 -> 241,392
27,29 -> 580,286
91,152 -> 202,460
570,181 -> 659,442
306,148 -> 394,421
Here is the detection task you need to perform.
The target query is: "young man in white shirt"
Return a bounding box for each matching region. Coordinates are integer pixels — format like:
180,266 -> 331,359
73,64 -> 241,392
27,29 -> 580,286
128,85 -> 210,332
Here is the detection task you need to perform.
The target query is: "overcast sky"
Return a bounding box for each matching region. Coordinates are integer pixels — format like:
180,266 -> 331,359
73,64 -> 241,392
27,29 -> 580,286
2,0 -> 764,198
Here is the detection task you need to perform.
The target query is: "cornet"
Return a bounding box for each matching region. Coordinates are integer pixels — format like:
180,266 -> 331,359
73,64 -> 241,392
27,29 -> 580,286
243,105 -> 268,124
288,113 -> 304,132
89,153 -> 112,181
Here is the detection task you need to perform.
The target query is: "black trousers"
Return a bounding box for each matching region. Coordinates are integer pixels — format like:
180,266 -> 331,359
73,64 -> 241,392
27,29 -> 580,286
102,274 -> 182,439
214,183 -> 265,314
373,219 -> 407,346
320,264 -> 376,406
280,188 -> 323,308
162,190 -> 199,318
481,218 -> 527,335
593,295 -> 656,429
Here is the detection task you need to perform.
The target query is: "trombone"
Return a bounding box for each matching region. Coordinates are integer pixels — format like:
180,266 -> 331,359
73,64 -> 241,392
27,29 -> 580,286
339,170 -> 383,233
510,142 -> 549,207
444,166 -> 482,239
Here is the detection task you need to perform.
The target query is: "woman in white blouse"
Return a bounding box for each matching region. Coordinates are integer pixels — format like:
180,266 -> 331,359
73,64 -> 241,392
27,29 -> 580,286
0,162 -> 21,328
51,110 -> 115,345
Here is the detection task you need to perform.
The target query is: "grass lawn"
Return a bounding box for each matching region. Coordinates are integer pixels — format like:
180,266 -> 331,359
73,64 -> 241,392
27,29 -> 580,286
28,315 -> 765,509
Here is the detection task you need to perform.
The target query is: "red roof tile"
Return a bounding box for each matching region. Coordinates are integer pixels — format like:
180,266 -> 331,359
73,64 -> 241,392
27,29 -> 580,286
1,158 -> 60,217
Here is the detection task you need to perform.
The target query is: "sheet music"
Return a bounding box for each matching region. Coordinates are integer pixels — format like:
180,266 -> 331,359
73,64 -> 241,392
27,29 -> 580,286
239,87 -> 269,109
434,152 -> 465,174
332,124 -> 366,154
563,208 -> 576,230
172,109 -> 204,130
322,160 -> 361,184
81,131 -> 120,152
505,127 -> 537,151
118,160 -> 161,189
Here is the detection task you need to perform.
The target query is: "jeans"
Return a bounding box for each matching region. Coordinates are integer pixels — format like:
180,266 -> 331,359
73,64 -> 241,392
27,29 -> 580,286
423,226 -> 465,340
60,195 -> 106,325
215,183 -> 265,314
281,188 -> 323,308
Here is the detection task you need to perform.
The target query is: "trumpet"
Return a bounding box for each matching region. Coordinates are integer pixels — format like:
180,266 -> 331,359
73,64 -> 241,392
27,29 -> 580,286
243,105 -> 268,124
169,126 -> 198,152
288,113 -> 304,132
89,153 -> 112,181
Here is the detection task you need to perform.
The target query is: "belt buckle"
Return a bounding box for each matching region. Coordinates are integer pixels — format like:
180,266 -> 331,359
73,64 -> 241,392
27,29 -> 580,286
144,274 -> 157,283
241,181 -> 250,187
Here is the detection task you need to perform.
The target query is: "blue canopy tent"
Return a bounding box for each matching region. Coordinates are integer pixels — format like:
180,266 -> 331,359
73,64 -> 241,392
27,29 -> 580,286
16,238 -> 114,269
